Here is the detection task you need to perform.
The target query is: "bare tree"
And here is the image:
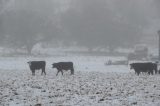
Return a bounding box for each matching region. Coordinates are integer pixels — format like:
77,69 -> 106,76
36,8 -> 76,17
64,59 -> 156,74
2,0 -> 60,54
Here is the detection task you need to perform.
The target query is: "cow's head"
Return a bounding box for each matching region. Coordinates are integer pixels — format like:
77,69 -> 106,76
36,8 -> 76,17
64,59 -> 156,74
27,61 -> 32,67
52,63 -> 57,68
130,63 -> 134,69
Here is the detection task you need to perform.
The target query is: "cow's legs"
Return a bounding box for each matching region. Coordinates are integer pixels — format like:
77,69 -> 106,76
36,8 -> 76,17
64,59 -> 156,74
147,70 -> 150,75
56,70 -> 60,76
61,70 -> 63,76
135,70 -> 139,75
41,68 -> 46,75
44,70 -> 46,75
155,69 -> 157,74
148,70 -> 153,75
137,71 -> 140,76
41,69 -> 43,75
135,71 -> 137,74
71,68 -> 74,75
32,70 -> 35,76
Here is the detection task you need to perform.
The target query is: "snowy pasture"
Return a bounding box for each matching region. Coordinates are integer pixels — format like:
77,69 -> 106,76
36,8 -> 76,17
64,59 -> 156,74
0,56 -> 160,106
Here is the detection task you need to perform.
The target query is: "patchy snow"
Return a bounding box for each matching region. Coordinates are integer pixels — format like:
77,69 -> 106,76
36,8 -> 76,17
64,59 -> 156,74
0,56 -> 127,72
0,56 -> 160,106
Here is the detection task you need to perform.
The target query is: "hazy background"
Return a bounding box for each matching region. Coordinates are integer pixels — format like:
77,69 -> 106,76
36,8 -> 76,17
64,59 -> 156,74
0,0 -> 160,55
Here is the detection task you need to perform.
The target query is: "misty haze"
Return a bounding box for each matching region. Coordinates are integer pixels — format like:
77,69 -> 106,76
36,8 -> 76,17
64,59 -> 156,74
0,0 -> 160,106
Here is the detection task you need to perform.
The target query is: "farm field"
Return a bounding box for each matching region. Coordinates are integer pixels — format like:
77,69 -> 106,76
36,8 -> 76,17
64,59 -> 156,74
0,56 -> 160,106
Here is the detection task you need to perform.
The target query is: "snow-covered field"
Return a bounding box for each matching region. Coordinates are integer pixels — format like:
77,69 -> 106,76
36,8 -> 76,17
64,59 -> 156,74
0,56 -> 160,106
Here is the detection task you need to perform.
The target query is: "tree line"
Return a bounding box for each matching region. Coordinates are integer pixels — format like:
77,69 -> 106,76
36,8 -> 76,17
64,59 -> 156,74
0,0 -> 159,54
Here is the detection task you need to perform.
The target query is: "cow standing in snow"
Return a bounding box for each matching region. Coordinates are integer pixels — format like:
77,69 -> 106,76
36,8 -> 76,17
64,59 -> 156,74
52,62 -> 74,76
27,61 -> 46,76
130,62 -> 157,75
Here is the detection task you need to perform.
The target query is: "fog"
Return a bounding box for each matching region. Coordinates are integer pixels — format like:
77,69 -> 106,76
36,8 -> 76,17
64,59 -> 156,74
0,0 -> 159,55
1,1 -> 160,105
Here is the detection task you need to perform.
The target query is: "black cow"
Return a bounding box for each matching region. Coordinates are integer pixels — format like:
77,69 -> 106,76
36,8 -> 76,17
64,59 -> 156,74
27,61 -> 46,76
52,62 -> 74,76
130,62 -> 157,75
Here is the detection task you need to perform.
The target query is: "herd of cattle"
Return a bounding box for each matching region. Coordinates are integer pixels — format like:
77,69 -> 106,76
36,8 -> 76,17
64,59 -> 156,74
27,61 -> 74,76
27,61 -> 160,76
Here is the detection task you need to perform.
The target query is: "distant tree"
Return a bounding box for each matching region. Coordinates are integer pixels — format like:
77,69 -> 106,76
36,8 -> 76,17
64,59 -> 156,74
3,9 -> 58,54
2,0 -> 60,54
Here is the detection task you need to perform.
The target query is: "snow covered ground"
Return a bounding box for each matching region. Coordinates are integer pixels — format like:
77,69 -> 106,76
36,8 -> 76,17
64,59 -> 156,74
0,56 -> 160,106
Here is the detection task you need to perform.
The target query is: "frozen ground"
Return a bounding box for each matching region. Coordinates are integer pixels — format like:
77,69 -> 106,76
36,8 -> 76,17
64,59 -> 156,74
0,56 -> 160,106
